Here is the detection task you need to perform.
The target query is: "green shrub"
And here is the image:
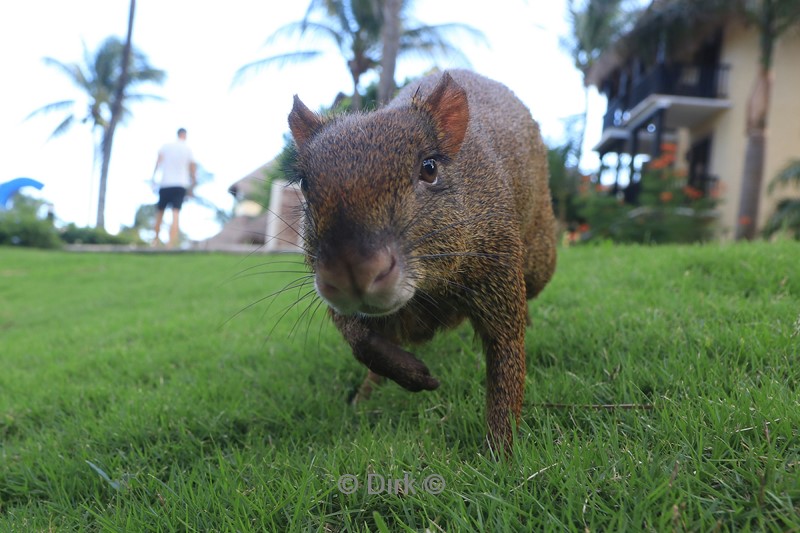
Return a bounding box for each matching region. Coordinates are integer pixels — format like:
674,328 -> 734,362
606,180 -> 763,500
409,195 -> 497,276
575,145 -> 718,244
762,199 -> 800,240
763,160 -> 800,240
0,197 -> 62,249
59,223 -> 137,245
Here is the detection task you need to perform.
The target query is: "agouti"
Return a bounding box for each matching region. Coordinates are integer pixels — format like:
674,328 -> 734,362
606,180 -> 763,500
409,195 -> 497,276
288,69 -> 556,451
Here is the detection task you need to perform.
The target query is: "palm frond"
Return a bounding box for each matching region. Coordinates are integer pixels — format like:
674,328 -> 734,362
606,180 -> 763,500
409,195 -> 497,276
768,159 -> 800,193
41,57 -> 89,91
235,0 -> 486,99
303,0 -> 333,25
564,0 -> 632,72
327,0 -> 359,37
124,93 -> 167,103
265,20 -> 347,50
50,114 -> 77,139
351,0 -> 382,37
231,51 -> 323,87
398,23 -> 485,66
773,0 -> 800,38
408,22 -> 487,47
25,100 -> 75,121
128,66 -> 167,85
762,199 -> 800,239
93,37 -> 125,89
80,39 -> 94,80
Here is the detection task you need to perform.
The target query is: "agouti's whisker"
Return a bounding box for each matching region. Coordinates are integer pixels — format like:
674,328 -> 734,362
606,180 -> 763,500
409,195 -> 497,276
304,297 -> 328,354
223,275 -> 314,328
291,291 -> 322,339
263,287 -> 318,343
221,259 -> 309,286
259,277 -> 316,323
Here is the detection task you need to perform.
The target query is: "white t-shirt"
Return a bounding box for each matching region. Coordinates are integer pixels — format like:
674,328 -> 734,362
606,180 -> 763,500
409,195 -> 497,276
157,140 -> 194,188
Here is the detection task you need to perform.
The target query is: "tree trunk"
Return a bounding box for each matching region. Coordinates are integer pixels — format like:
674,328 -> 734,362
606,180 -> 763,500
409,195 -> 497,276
350,72 -> 363,111
576,84 -> 589,170
97,0 -> 135,229
378,0 -> 402,105
347,56 -> 364,111
735,130 -> 766,240
734,67 -> 771,240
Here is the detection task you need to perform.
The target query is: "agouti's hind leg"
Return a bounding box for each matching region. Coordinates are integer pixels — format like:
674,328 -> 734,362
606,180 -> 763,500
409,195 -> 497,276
349,370 -> 384,405
471,268 -> 529,455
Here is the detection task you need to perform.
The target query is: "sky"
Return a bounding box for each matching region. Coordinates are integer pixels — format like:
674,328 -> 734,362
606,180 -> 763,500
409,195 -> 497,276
0,0 -> 606,241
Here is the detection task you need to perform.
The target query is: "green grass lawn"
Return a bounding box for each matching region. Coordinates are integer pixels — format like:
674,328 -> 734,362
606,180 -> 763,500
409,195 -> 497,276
1,242 -> 798,531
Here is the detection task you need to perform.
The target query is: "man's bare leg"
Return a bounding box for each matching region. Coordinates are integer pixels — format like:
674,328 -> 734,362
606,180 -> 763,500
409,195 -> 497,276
152,209 -> 165,246
168,208 -> 180,248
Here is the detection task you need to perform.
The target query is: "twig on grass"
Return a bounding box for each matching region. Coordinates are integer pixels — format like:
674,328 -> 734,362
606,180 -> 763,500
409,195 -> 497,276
535,403 -> 655,410
514,462 -> 558,491
733,418 -> 780,434
668,460 -> 680,488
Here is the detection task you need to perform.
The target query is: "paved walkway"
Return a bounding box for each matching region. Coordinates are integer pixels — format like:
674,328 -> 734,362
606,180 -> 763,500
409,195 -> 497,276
63,243 -> 276,254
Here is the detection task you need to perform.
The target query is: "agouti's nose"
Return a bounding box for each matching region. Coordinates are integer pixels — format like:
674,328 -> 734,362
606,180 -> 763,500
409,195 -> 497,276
315,247 -> 400,308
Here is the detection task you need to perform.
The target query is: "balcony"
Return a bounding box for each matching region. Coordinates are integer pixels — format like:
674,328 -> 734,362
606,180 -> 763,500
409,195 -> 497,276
596,63 -> 732,155
603,63 -> 730,130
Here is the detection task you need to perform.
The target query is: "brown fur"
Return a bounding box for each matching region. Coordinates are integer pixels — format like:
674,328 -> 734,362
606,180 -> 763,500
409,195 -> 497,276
288,69 -> 556,452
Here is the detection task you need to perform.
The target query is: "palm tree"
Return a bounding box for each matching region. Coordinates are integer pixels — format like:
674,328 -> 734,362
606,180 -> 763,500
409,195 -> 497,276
562,0 -> 632,167
378,0 -> 402,104
98,0 -> 136,230
732,0 -> 800,239
233,0 -> 484,110
28,34 -> 165,229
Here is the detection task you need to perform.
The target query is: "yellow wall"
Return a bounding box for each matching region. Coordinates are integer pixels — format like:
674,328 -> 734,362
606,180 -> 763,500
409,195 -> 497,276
762,27 -> 800,228
707,22 -> 757,237
700,22 -> 800,238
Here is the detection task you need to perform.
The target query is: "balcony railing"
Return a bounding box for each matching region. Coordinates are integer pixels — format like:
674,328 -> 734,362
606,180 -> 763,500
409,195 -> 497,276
603,63 -> 730,130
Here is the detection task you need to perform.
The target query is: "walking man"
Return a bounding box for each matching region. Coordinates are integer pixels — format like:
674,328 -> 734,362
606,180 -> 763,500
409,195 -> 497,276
152,128 -> 196,247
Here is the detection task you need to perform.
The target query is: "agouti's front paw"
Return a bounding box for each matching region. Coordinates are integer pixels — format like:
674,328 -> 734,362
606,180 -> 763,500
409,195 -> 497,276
392,359 -> 440,392
361,334 -> 440,392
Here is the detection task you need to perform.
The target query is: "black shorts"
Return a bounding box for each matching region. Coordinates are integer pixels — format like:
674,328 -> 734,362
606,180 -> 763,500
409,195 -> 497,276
157,187 -> 187,210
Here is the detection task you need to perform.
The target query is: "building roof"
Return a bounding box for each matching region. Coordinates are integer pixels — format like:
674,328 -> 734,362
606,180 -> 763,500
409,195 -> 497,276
228,161 -> 276,199
586,1 -> 740,88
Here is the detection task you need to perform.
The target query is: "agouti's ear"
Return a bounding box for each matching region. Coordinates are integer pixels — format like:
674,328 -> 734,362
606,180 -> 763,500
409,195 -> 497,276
288,96 -> 324,149
416,72 -> 469,158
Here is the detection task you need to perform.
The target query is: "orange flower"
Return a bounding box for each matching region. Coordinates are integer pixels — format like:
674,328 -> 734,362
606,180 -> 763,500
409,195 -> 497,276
661,142 -> 677,153
683,186 -> 703,200
739,215 -> 753,226
660,191 -> 674,202
649,158 -> 668,170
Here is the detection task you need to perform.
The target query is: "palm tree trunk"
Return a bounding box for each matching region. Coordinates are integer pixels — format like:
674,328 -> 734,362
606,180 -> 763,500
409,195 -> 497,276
97,0 -> 135,229
378,0 -> 402,105
734,68 -> 772,240
577,84 -> 589,170
350,69 -> 363,111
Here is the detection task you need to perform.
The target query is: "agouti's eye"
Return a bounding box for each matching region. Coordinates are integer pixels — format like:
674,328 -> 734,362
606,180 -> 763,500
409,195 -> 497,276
420,158 -> 438,185
299,177 -> 309,194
